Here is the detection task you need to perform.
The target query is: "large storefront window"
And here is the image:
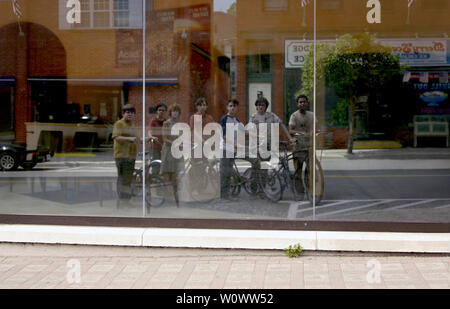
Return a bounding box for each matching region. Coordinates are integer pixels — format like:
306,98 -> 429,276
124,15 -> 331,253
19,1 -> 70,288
0,0 -> 448,228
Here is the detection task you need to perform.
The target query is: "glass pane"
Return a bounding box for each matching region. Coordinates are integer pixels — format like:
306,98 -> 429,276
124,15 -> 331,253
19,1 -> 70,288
141,0 -> 313,220
94,0 -> 110,10
314,0 -> 450,223
93,11 -> 110,28
1,0 -> 447,228
0,0 -> 144,217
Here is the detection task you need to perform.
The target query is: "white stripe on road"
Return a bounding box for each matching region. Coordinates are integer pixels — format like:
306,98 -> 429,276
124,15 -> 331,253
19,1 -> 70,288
288,198 -> 450,219
433,204 -> 450,209
287,201 -> 310,219
313,199 -> 394,218
388,199 -> 438,210
288,200 -> 374,219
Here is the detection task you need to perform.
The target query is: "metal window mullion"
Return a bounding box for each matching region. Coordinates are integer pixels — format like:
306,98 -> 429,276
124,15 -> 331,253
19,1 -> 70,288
313,0 -> 317,219
142,0 -> 147,216
89,0 -> 94,29
109,0 -> 113,28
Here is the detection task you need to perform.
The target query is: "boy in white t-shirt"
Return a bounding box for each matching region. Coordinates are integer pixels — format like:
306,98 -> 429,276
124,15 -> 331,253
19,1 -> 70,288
289,95 -> 317,192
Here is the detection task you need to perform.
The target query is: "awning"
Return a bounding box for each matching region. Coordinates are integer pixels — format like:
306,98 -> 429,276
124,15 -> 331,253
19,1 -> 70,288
27,77 -> 178,86
403,71 -> 449,83
0,77 -> 15,86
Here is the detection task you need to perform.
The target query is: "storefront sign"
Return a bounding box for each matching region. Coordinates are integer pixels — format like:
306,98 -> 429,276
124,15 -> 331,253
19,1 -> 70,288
285,41 -> 311,68
115,30 -> 141,67
378,39 -> 448,66
286,39 -> 449,68
148,4 -> 210,33
284,40 -> 334,68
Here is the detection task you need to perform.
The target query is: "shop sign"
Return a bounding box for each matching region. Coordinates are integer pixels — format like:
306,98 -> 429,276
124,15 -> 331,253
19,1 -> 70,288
378,39 -> 448,67
148,4 -> 210,33
285,39 -> 448,68
284,40 -> 334,68
116,31 -> 141,67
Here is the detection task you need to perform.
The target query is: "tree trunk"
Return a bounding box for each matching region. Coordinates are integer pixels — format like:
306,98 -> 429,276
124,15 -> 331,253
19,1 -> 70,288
347,97 -> 356,154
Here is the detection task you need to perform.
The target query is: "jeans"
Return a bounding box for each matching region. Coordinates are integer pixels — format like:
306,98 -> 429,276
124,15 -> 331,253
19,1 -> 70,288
115,158 -> 135,199
220,154 -> 234,199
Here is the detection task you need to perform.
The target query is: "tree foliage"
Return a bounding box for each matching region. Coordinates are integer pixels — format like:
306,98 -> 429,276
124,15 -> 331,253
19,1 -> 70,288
299,32 -> 402,153
227,2 -> 236,16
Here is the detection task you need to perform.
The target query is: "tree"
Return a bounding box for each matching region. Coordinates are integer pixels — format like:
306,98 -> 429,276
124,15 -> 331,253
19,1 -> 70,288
227,2 -> 236,16
299,32 -> 402,154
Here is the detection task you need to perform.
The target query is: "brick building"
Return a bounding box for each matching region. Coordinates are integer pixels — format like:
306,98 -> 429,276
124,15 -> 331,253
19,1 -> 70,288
234,0 -> 450,145
0,0 -> 229,151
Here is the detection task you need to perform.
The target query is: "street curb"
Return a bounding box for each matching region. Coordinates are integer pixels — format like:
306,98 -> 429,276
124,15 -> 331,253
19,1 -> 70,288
0,225 -> 448,253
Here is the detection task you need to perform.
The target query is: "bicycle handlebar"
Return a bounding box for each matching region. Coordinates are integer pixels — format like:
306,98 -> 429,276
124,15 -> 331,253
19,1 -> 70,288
292,131 -> 324,137
148,137 -> 161,145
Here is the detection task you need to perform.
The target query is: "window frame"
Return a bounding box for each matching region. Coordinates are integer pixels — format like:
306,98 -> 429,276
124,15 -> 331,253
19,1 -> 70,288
71,0 -> 132,29
263,0 -> 289,12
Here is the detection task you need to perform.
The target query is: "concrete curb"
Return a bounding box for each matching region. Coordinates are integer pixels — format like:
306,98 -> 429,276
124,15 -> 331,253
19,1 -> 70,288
0,224 -> 448,253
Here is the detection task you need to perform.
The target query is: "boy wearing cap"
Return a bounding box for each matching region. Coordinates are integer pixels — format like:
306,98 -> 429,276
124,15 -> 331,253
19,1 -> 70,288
112,104 -> 139,201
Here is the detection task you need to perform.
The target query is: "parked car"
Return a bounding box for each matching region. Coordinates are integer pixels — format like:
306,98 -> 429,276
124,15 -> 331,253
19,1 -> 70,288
0,142 -> 53,171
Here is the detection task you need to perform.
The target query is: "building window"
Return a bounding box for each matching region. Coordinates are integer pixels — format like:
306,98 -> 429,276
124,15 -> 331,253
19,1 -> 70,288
247,41 -> 272,74
421,0 -> 448,10
264,0 -> 288,11
114,0 -> 130,27
381,0 -> 395,11
319,0 -> 342,11
71,0 -> 131,29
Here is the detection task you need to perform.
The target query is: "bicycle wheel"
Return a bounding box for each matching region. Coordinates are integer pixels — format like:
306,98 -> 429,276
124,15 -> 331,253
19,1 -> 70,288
188,159 -> 220,202
130,172 -> 165,209
260,169 -> 282,202
301,158 -> 324,204
229,172 -> 242,197
129,169 -> 144,206
147,161 -> 165,207
242,167 -> 260,196
146,175 -> 165,208
291,167 -> 304,201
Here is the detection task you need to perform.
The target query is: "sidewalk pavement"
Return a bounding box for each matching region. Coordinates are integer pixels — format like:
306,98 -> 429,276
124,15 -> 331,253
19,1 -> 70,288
44,146 -> 450,169
0,243 -> 448,289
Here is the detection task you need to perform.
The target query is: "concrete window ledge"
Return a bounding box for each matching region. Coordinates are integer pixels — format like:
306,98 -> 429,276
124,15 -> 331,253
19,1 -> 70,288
0,224 -> 449,253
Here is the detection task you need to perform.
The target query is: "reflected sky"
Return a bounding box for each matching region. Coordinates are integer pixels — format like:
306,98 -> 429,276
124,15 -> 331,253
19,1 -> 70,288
214,0 -> 235,12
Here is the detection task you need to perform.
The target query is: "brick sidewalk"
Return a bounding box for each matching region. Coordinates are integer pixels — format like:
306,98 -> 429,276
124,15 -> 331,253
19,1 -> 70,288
0,244 -> 448,289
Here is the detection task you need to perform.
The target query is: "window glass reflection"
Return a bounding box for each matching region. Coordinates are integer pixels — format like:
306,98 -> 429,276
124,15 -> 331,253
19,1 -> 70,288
0,0 -> 448,225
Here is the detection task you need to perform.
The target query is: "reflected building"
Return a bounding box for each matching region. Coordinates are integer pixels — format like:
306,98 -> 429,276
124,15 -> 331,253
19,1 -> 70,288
0,0 -> 227,152
234,0 -> 450,147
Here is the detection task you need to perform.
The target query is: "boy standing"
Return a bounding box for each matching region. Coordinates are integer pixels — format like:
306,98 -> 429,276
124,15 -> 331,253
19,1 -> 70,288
219,99 -> 244,200
112,104 -> 139,201
148,103 -> 167,174
289,95 -> 317,192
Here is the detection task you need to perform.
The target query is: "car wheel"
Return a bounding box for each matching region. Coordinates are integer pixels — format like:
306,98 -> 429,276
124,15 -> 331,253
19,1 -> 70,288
0,153 -> 19,171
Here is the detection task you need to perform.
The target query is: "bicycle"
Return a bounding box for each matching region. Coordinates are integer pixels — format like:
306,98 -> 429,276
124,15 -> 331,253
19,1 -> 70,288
264,140 -> 300,202
230,147 -> 283,202
294,132 -> 324,204
259,132 -> 324,204
228,157 -> 264,198
178,143 -> 220,203
117,138 -> 177,213
228,159 -> 246,197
